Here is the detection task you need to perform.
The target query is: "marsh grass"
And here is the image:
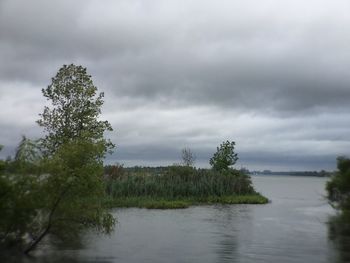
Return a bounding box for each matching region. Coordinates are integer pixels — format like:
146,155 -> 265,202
104,165 -> 268,208
104,194 -> 268,209
104,197 -> 191,209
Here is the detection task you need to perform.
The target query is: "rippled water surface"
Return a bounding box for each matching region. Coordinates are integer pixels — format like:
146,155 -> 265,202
7,176 -> 346,263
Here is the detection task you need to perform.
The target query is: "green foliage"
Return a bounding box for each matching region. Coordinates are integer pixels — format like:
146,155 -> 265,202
0,145 -> 4,174
327,211 -> 350,262
0,137 -> 116,253
36,140 -> 116,237
20,64 -> 116,254
0,174 -> 39,248
0,64 -> 116,254
326,157 -> 350,262
106,165 -> 256,200
210,140 -> 238,172
15,136 -> 40,163
37,64 -> 114,155
0,144 -> 39,249
104,195 -> 268,209
13,136 -> 41,174
327,156 -> 350,210
105,197 -> 191,209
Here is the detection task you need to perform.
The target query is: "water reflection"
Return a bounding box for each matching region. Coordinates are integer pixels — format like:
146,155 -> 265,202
1,176 -> 340,263
212,206 -> 241,262
328,212 -> 350,263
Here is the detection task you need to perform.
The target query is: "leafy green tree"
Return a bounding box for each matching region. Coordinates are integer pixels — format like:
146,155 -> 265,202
210,141 -> 238,172
23,139 -> 115,254
327,156 -> 350,210
37,64 -> 114,155
20,64 -> 116,254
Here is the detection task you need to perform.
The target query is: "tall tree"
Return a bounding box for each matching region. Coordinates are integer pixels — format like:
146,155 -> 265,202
37,64 -> 114,155
22,64 -> 116,254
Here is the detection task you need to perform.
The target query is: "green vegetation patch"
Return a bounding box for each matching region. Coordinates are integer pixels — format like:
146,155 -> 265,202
104,194 -> 268,209
327,156 -> 350,211
104,165 -> 268,209
105,197 -> 191,209
106,166 -> 257,198
195,194 -> 269,205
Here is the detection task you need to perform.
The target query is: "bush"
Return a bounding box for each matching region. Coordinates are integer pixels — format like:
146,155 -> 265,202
327,156 -> 350,210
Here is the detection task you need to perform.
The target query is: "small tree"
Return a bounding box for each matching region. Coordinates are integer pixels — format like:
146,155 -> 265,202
0,141 -> 39,250
181,148 -> 196,167
13,136 -> 41,173
210,140 -> 238,172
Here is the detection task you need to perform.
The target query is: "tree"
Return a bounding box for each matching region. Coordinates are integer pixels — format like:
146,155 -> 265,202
21,64 -> 116,254
37,64 -> 114,155
181,148 -> 196,167
13,136 -> 41,173
0,145 -> 3,173
327,156 -> 350,210
23,139 -> 115,254
210,140 -> 238,172
326,156 -> 350,258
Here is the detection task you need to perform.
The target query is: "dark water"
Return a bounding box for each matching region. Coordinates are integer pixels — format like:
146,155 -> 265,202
5,176 -> 349,263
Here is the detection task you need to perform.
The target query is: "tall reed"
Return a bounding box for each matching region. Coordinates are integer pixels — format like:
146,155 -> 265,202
105,165 -> 256,199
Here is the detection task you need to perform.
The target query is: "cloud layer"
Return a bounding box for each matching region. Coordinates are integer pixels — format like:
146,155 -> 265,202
1,0 -> 349,170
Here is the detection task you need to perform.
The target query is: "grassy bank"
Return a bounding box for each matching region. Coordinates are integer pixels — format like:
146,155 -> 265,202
104,194 -> 269,209
104,165 -> 268,209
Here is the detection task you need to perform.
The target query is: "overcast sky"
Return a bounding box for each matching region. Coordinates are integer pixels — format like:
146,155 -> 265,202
0,0 -> 349,171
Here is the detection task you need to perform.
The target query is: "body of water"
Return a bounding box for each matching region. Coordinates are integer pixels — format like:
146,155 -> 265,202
6,175 -> 345,263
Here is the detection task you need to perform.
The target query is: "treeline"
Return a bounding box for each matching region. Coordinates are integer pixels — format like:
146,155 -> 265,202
104,165 -> 168,177
252,171 -> 332,177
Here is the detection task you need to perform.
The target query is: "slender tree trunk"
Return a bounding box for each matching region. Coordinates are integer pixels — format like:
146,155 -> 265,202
23,224 -> 51,254
23,185 -> 70,254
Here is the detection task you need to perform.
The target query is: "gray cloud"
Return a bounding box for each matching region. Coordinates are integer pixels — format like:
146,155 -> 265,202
1,0 -> 349,170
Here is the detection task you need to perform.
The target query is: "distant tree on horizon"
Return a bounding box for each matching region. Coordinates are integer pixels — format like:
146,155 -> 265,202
181,147 -> 196,167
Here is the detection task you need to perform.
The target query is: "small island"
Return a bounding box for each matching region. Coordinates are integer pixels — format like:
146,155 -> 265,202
104,142 -> 268,209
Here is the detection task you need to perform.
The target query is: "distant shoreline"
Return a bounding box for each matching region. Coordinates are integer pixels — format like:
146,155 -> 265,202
250,172 -> 331,177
